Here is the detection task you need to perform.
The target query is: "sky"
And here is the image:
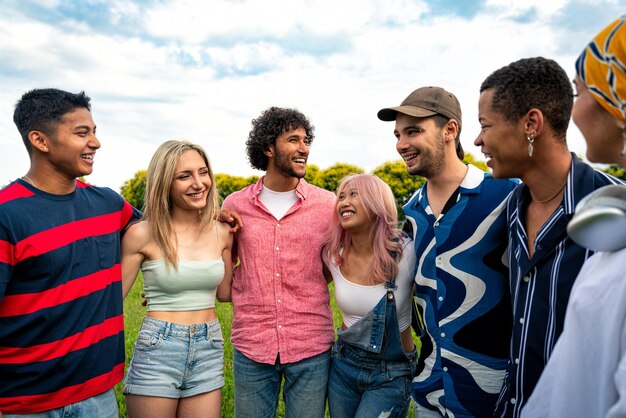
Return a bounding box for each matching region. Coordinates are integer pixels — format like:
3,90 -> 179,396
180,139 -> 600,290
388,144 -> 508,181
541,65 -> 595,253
0,0 -> 624,191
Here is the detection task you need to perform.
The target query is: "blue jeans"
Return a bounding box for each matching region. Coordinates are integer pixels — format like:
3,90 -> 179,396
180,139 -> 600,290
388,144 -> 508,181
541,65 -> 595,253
327,341 -> 414,418
3,388 -> 117,418
233,348 -> 330,418
327,279 -> 416,418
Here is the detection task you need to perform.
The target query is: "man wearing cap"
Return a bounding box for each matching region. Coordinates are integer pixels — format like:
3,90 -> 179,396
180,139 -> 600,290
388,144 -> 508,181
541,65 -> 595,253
378,86 -> 518,418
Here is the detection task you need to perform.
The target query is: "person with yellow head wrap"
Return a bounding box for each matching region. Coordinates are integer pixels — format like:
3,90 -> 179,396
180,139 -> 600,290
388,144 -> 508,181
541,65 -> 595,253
573,15 -> 626,166
522,16 -> 626,418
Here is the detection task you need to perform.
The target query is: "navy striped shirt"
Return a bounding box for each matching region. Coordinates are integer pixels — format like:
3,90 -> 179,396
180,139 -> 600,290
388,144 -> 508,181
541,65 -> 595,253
495,155 -> 624,418
0,179 -> 141,414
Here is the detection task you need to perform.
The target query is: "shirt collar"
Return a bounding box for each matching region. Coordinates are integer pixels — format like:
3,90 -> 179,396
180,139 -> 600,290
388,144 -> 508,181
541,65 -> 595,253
250,176 -> 309,200
459,164 -> 487,194
416,163 -> 486,205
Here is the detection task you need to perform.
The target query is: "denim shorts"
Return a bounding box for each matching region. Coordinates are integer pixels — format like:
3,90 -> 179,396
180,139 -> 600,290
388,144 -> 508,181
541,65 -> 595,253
123,316 -> 224,398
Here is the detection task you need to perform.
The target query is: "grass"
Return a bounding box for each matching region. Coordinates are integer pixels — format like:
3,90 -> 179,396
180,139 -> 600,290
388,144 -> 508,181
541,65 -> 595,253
115,277 -> 416,417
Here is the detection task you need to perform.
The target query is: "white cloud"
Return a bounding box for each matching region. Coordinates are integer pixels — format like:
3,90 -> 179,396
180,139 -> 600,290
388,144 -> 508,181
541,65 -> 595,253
0,0 -> 624,190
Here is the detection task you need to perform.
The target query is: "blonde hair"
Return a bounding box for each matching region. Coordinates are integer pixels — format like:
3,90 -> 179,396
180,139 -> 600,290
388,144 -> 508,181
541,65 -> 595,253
143,140 -> 219,269
323,174 -> 404,283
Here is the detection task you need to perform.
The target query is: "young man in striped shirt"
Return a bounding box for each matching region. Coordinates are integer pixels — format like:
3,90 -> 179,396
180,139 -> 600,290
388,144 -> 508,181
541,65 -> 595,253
475,57 -> 625,418
0,89 -> 141,417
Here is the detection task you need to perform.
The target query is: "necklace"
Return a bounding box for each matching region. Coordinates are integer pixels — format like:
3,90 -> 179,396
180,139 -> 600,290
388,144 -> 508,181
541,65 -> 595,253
531,180 -> 567,204
22,175 -> 36,188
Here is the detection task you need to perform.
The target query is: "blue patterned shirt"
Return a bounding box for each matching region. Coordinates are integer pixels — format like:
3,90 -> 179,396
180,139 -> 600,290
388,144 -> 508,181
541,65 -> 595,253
405,164 -> 517,418
495,155 -> 624,418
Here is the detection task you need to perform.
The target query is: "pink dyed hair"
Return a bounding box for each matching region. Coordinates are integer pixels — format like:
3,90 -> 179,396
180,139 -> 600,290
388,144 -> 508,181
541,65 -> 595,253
322,174 -> 404,283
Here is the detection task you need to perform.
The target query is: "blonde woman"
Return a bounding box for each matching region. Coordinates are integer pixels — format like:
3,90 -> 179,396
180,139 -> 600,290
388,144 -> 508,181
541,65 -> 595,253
121,140 -> 233,418
323,174 -> 417,418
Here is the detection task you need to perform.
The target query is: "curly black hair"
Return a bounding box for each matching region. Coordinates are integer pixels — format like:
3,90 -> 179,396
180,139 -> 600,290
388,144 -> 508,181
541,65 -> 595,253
13,88 -> 92,155
246,107 -> 315,171
480,57 -> 573,140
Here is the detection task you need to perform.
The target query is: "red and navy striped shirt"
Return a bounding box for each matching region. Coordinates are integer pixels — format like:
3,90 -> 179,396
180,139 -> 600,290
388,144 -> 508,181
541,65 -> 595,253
0,178 -> 141,414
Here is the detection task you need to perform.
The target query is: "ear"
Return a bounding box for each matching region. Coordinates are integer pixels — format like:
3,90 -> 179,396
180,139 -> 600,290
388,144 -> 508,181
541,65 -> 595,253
523,108 -> 544,138
28,131 -> 50,153
264,143 -> 275,158
443,119 -> 459,143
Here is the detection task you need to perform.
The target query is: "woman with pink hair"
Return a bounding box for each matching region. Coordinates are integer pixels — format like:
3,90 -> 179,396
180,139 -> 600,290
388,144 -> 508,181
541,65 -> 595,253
322,174 -> 417,418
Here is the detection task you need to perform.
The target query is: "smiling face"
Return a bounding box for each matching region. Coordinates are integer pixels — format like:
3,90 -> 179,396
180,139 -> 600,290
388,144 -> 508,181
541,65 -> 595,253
474,89 -> 527,179
572,76 -> 624,164
394,113 -> 446,178
268,127 -> 310,179
336,182 -> 372,234
45,107 -> 100,179
169,149 -> 212,212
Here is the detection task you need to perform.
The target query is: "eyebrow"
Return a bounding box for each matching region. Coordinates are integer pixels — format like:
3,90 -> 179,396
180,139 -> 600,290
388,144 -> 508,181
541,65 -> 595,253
73,125 -> 94,131
394,123 -> 421,133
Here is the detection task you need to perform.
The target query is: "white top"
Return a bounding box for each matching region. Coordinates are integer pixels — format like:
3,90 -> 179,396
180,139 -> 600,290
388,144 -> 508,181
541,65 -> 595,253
521,247 -> 626,418
325,237 -> 416,331
259,185 -> 298,220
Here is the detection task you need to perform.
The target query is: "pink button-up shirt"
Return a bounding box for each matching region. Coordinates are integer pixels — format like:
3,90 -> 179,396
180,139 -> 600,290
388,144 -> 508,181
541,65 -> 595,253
222,177 -> 336,365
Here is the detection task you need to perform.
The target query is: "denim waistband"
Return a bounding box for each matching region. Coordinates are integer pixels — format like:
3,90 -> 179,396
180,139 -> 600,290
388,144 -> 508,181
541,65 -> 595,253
334,339 -> 417,372
141,316 -> 221,338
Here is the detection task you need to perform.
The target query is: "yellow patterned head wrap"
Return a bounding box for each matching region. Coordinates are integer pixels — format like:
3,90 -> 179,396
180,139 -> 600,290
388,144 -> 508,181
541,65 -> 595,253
576,16 -> 626,123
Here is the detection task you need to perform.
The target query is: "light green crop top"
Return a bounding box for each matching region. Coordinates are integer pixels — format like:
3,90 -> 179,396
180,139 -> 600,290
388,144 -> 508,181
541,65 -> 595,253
141,258 -> 225,311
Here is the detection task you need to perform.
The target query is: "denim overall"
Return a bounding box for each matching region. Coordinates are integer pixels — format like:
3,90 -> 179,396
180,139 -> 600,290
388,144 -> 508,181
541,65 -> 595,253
327,279 -> 417,418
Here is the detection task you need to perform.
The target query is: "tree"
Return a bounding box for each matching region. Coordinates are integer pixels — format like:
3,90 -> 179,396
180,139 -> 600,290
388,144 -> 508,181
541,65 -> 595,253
316,163 -> 364,192
372,160 -> 424,209
215,174 -> 259,202
463,153 -> 489,172
603,164 -> 626,180
304,164 -> 321,187
120,170 -> 147,210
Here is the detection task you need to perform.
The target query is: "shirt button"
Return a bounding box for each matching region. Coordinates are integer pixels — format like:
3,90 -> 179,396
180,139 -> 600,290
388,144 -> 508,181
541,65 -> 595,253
275,246 -> 280,251
523,275 -> 530,283
515,358 -> 519,364
440,332 -> 446,338
277,299 -> 281,303
276,273 -> 280,277
519,318 -> 525,325
438,296 -> 444,302
434,221 -> 440,227
510,398 -> 516,405
443,367 -> 448,372
278,325 -> 282,329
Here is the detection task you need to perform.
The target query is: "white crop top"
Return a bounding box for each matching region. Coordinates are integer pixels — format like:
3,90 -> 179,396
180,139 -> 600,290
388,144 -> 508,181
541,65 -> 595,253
325,237 -> 416,331
142,258 -> 225,311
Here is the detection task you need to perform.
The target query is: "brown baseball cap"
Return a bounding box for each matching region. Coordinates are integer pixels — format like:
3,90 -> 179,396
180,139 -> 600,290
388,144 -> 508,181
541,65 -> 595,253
377,86 -> 462,128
